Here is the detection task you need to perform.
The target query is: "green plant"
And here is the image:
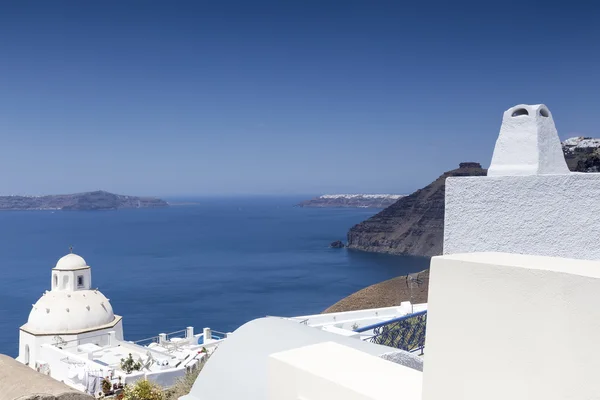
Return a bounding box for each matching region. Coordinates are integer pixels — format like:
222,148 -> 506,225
102,376 -> 112,393
120,353 -> 142,374
123,379 -> 164,400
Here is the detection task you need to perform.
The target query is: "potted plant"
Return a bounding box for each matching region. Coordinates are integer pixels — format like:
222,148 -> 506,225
102,377 -> 112,394
119,353 -> 142,374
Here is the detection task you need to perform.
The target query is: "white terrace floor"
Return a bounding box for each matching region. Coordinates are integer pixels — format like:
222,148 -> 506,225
289,302 -> 427,332
57,329 -> 227,391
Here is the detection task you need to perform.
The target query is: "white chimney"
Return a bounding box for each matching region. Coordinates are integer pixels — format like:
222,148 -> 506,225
488,104 -> 569,176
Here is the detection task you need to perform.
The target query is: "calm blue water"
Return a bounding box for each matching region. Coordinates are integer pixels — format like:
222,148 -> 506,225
0,196 -> 429,356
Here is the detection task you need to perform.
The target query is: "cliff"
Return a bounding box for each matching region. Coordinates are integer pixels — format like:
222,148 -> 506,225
345,137 -> 600,258
297,194 -> 405,208
346,163 -> 486,257
562,136 -> 600,172
0,190 -> 168,211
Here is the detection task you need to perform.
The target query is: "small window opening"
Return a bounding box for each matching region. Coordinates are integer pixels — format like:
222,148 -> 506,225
77,275 -> 84,288
511,108 -> 529,117
53,274 -> 58,288
539,108 -> 549,117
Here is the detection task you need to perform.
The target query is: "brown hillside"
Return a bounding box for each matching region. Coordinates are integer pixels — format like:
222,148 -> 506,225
323,269 -> 429,313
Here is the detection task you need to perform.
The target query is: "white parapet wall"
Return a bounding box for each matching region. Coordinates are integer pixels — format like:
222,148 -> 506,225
444,173 -> 600,260
421,252 -> 600,400
269,341 -> 422,400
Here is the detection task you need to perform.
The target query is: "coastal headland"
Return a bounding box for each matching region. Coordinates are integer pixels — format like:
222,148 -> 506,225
0,190 -> 168,211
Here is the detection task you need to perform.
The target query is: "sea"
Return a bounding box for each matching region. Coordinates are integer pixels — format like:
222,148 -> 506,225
0,196 -> 430,357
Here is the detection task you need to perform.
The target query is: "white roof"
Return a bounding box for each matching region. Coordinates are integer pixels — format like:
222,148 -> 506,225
23,289 -> 117,334
54,253 -> 88,271
182,317 -> 422,400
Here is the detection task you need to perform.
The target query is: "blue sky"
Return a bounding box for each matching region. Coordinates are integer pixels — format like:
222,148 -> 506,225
0,1 -> 599,196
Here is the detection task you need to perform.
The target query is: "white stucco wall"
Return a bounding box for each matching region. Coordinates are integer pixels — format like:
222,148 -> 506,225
444,173 -> 600,260
38,344 -> 106,384
18,332 -> 81,371
422,252 -> 600,400
269,342 -> 422,400
19,324 -> 124,377
18,330 -> 38,366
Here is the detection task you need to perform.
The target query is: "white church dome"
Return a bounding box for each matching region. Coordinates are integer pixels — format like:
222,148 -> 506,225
26,289 -> 116,333
54,253 -> 88,270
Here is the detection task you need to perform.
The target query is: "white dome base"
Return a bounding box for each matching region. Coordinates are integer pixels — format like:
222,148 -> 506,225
24,289 -> 117,335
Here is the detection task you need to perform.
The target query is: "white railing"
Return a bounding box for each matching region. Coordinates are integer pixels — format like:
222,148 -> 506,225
133,328 -> 190,346
51,331 -> 113,350
166,329 -> 187,341
133,335 -> 160,346
290,303 -> 427,331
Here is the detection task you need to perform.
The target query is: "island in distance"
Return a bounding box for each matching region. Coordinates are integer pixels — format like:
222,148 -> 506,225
297,194 -> 405,209
0,190 -> 169,211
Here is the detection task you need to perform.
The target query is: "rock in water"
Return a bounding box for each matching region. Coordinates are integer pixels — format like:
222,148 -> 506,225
329,240 -> 345,248
346,163 -> 487,257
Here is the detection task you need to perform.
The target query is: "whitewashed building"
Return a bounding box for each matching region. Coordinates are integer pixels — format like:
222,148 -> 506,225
15,254 -> 423,397
182,103 -> 600,400
18,253 -> 124,373
16,253 -> 223,395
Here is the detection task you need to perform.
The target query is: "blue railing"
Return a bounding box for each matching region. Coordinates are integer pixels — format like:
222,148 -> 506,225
210,330 -> 229,339
354,311 -> 427,354
197,330 -> 228,345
